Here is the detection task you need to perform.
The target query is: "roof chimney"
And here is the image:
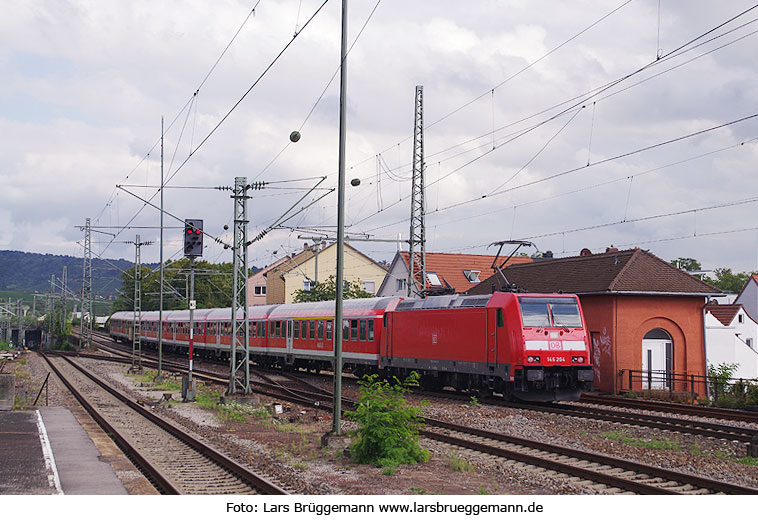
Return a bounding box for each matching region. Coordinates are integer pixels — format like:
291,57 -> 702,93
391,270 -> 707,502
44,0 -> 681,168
605,245 -> 619,253
304,242 -> 309,250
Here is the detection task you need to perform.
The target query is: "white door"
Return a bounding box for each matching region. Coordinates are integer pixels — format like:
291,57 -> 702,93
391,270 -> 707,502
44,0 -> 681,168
641,339 -> 671,389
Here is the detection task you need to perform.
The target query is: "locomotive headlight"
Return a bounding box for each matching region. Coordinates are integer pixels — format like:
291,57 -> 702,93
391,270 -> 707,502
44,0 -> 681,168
572,356 -> 585,363
527,356 -> 534,363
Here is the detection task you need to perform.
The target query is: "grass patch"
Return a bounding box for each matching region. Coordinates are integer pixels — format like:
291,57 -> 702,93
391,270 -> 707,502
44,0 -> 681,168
191,384 -> 267,423
276,422 -> 309,435
736,456 -> 758,466
445,452 -> 476,473
599,430 -> 680,451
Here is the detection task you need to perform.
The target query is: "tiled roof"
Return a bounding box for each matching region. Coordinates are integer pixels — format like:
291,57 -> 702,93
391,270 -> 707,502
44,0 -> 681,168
400,252 -> 532,293
468,248 -> 721,296
705,304 -> 743,326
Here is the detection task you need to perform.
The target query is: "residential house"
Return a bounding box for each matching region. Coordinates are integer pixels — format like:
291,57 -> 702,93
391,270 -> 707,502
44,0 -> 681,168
735,275 -> 758,320
247,256 -> 291,306
377,251 -> 532,297
467,248 -> 721,395
704,303 -> 758,380
264,242 -> 387,304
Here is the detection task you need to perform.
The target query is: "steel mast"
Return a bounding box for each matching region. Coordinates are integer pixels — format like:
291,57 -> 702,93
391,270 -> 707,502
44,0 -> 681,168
227,177 -> 251,394
407,85 -> 426,297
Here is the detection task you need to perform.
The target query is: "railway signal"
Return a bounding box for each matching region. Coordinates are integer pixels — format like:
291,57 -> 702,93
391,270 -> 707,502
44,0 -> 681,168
183,219 -> 203,258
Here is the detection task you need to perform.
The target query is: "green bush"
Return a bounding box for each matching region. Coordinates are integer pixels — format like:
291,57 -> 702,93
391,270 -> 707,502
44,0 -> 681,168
347,373 -> 430,469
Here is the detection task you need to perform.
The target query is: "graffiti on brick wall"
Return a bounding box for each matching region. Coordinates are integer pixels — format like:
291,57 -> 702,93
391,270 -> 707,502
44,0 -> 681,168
591,327 -> 612,383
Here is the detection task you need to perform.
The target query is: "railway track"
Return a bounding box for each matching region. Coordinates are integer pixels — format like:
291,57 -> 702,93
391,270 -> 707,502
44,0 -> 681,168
580,393 -> 758,424
62,338 -> 758,495
84,330 -> 758,444
420,418 -> 758,495
40,351 -> 287,495
505,401 -> 758,443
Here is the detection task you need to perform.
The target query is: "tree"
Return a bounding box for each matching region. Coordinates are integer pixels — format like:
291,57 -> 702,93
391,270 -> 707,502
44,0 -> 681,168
670,257 -> 702,272
704,268 -> 751,294
112,259 -> 239,313
292,275 -> 373,303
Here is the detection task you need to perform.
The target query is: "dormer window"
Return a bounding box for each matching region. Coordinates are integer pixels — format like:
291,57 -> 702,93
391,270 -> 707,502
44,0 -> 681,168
427,272 -> 442,286
463,270 -> 481,283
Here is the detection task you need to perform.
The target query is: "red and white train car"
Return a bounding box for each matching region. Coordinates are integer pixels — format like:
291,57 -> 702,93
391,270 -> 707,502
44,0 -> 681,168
109,292 -> 593,401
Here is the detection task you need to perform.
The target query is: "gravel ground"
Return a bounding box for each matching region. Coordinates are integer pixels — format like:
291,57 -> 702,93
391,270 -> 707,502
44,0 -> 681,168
6,349 -> 758,495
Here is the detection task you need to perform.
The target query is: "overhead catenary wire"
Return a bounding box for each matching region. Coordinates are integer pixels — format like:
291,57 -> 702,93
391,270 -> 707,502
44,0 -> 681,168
100,1 -> 330,256
342,7 -> 758,225
94,1 -> 262,227
348,13 -> 758,231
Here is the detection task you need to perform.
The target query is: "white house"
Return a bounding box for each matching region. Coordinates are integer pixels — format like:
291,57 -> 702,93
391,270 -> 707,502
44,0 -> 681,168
704,303 -> 758,380
735,275 -> 758,319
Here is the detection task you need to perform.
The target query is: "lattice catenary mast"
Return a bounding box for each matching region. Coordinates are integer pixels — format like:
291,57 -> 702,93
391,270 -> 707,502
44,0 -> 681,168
407,85 -> 427,297
79,218 -> 93,352
227,177 -> 251,394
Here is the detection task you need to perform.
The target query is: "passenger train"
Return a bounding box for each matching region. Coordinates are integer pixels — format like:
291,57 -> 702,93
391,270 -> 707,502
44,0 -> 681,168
110,292 -> 594,401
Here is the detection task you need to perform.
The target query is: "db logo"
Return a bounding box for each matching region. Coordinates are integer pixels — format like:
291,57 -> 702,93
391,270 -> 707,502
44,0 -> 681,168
548,340 -> 563,350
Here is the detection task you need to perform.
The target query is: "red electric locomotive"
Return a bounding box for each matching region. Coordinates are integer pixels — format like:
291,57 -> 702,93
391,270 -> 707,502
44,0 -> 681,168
379,292 -> 593,401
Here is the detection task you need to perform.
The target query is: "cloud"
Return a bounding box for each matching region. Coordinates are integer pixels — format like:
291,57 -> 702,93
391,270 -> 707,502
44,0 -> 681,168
1,0 -> 758,276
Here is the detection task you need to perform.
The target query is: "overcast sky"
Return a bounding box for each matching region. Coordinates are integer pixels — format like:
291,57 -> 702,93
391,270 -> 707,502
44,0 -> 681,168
2,0 -> 758,276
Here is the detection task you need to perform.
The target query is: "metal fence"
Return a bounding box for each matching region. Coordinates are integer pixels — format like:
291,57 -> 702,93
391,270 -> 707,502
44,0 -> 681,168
620,368 -> 758,404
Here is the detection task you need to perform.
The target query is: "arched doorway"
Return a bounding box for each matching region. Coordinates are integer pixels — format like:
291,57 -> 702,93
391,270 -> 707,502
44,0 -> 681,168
641,328 -> 672,389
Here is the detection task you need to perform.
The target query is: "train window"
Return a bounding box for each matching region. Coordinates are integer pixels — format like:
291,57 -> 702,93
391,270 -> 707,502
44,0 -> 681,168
518,296 -> 582,327
351,319 -> 358,341
276,321 -> 282,338
309,320 -> 316,340
359,319 -> 367,341
294,320 -> 300,339
300,321 -> 306,339
550,302 -> 583,327
318,319 -> 324,339
326,320 -> 333,340
519,301 -> 550,327
497,308 -> 504,328
368,319 -> 374,341
343,319 -> 350,340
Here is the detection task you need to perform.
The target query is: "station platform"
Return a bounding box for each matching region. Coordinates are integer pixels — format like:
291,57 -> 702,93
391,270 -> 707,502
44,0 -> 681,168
0,407 -> 128,495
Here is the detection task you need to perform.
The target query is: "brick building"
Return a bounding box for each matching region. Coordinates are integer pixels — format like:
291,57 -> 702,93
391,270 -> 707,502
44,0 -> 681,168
468,248 -> 720,394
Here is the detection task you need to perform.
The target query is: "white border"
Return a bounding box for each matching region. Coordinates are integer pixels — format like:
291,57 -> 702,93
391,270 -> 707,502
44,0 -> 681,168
35,410 -> 64,495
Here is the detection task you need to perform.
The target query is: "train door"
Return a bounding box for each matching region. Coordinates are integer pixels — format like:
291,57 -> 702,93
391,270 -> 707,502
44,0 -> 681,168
384,313 -> 393,362
487,308 -> 500,366
286,319 -> 294,352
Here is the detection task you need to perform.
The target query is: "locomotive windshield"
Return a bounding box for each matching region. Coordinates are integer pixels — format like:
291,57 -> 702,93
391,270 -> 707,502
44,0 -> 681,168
518,296 -> 583,328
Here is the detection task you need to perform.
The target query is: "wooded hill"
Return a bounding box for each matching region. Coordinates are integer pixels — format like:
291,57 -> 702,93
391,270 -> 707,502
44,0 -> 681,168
0,249 -> 154,298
